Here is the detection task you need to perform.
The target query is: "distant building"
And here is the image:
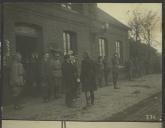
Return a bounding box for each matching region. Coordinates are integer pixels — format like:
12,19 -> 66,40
4,3 -> 129,63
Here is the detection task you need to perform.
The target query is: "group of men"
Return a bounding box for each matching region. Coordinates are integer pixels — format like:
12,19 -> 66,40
9,49 -> 120,109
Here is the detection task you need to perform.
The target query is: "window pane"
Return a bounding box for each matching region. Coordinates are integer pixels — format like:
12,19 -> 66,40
115,41 -> 121,58
102,40 -> 105,57
99,39 -> 102,56
99,38 -> 106,57
67,3 -> 72,10
118,43 -> 120,58
67,33 -> 71,52
61,4 -> 66,8
63,32 -> 67,54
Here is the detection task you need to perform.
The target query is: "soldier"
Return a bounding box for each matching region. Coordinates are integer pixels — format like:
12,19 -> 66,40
54,52 -> 62,98
68,51 -> 80,99
31,52 -> 41,96
10,53 -> 25,109
3,40 -> 12,104
96,56 -> 104,87
49,50 -> 62,99
103,56 -> 110,86
126,59 -> 133,81
81,52 -> 97,106
111,53 -> 120,89
62,54 -> 78,107
41,52 -> 51,102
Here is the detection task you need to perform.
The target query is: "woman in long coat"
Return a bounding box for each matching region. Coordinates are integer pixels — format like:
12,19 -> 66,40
80,52 -> 96,106
10,53 -> 25,109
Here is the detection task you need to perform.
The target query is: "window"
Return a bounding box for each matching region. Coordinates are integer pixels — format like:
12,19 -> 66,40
71,4 -> 83,13
98,38 -> 106,57
101,22 -> 110,32
63,32 -> 77,55
61,3 -> 72,10
115,41 -> 122,59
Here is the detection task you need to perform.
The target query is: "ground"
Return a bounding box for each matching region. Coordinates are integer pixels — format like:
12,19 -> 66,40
106,92 -> 162,121
2,74 -> 162,121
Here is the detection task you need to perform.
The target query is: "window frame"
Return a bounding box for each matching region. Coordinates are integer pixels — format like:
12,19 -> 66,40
98,38 -> 106,57
63,31 -> 77,55
115,40 -> 123,63
61,3 -> 72,10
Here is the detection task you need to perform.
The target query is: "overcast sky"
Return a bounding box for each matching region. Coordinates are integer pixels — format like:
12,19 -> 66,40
97,3 -> 162,53
2,121 -> 162,128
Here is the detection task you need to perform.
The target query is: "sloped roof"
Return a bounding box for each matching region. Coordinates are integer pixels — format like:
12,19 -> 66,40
96,8 -> 130,30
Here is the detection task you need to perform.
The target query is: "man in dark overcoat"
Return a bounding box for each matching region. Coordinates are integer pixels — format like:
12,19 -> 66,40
62,55 -> 78,107
80,52 -> 97,106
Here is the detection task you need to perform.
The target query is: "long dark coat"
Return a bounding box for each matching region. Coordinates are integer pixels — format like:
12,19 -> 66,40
62,61 -> 77,93
80,58 -> 97,92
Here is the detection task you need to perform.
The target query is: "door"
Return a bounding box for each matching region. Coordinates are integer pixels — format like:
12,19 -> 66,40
15,24 -> 43,96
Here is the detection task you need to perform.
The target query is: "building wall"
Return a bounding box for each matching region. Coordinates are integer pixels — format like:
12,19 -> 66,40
4,3 -> 129,63
91,20 -> 129,64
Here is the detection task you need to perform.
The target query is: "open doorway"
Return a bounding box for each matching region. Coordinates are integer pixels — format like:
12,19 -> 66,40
15,24 -> 43,96
16,35 -> 38,61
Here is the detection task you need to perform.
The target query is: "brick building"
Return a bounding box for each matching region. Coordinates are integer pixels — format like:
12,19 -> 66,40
4,3 -> 129,64
3,3 -> 129,101
3,3 -> 130,102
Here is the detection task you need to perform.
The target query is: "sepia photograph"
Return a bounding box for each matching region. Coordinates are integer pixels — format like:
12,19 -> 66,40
1,121 -> 163,128
1,3 -> 162,121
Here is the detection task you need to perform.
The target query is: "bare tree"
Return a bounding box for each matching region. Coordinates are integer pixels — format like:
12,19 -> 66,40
127,9 -> 160,46
140,10 -> 160,46
127,9 -> 143,42
127,9 -> 160,74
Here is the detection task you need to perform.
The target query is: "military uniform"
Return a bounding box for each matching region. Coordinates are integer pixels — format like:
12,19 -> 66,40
96,59 -> 104,87
49,56 -> 62,99
41,54 -> 51,102
10,54 -> 25,109
112,55 -> 120,89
